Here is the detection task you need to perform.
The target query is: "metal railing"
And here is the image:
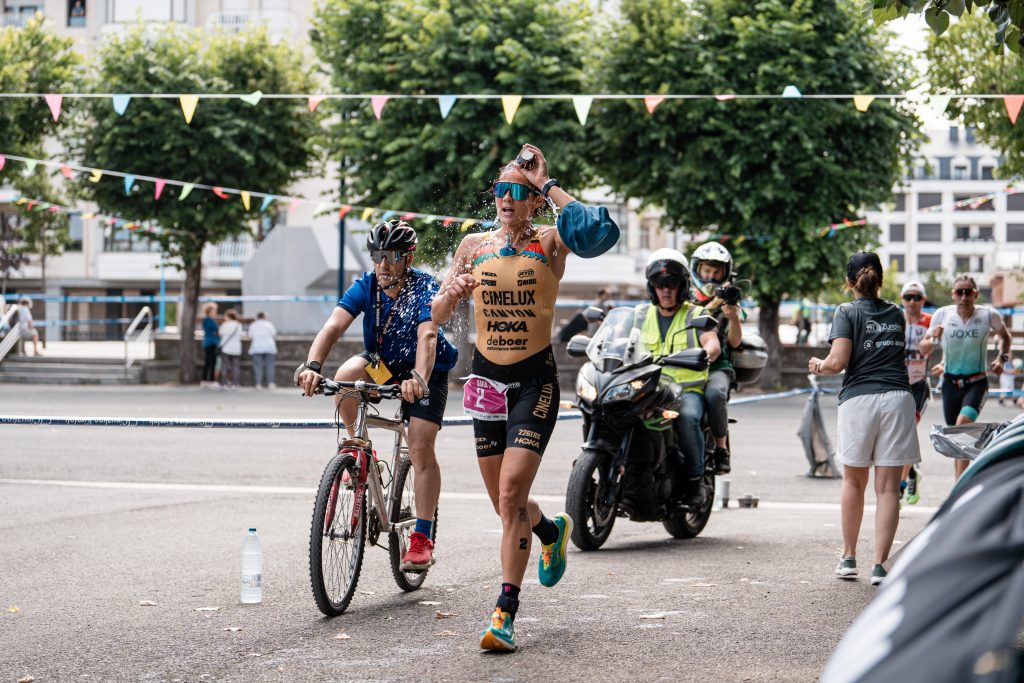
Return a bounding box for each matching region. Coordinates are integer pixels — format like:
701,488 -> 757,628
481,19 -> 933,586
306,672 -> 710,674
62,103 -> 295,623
123,306 -> 153,378
0,306 -> 22,365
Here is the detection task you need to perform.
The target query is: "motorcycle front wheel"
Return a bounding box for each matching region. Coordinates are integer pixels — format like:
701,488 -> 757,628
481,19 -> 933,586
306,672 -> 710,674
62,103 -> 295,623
663,466 -> 716,539
566,448 -> 617,551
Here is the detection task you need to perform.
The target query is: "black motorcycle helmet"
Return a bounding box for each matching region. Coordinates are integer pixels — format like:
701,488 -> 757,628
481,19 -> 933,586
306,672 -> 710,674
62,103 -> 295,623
645,248 -> 690,305
366,219 -> 418,255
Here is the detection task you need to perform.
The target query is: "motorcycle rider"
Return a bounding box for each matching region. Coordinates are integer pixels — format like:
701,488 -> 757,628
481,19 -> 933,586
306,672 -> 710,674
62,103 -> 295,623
639,248 -> 721,507
689,241 -> 743,475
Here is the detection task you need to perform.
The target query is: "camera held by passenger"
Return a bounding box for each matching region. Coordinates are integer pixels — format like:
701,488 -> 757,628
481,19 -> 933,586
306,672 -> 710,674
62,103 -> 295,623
715,284 -> 742,306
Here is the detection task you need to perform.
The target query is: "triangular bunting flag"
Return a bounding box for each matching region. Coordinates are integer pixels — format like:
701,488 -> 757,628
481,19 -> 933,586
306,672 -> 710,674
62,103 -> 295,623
239,91 -> 263,106
442,217 -> 455,227
241,191 -> 251,210
23,159 -> 37,175
1005,95 -> 1024,125
124,175 -> 136,194
460,219 -> 477,232
423,215 -> 438,223
853,95 -> 875,112
44,94 -> 62,122
644,95 -> 666,114
314,202 -> 330,215
213,187 -> 229,199
0,155 -> 5,172
338,204 -> 352,219
360,207 -> 374,221
89,169 -> 103,182
259,196 -> 274,212
308,95 -> 326,113
715,94 -> 737,101
154,179 -> 166,200
288,197 -> 300,213
178,183 -> 194,201
782,85 -> 802,98
59,164 -> 74,179
572,96 -> 593,125
928,95 -> 951,117
438,95 -> 457,119
81,213 -> 95,220
112,94 -> 131,116
502,95 -> 523,125
381,211 -> 396,221
401,212 -> 416,221
371,95 -> 390,120
180,95 -> 199,124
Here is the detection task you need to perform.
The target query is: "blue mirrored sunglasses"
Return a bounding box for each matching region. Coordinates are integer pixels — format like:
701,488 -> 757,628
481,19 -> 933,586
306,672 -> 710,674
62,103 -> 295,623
370,249 -> 405,264
492,182 -> 538,201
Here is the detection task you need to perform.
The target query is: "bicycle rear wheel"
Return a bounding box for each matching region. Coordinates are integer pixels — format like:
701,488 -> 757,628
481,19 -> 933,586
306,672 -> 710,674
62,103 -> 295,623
309,452 -> 366,616
388,456 -> 437,591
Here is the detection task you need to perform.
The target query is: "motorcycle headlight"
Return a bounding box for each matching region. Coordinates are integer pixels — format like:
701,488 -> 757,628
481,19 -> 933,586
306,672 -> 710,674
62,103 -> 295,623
604,379 -> 645,403
576,376 -> 597,402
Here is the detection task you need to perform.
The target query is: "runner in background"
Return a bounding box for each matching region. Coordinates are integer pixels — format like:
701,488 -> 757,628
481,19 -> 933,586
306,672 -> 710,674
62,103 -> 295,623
899,281 -> 930,505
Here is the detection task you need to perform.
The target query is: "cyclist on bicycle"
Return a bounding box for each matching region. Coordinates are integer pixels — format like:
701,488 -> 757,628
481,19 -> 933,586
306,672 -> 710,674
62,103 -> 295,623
296,219 -> 458,571
689,241 -> 743,475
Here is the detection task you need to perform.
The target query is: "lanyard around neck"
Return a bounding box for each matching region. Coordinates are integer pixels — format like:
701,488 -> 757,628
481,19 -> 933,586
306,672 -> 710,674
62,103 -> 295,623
374,274 -> 406,352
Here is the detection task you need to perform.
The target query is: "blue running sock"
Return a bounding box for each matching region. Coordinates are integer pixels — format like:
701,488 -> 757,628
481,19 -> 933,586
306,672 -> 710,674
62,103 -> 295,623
532,515 -> 559,545
414,518 -> 433,537
899,479 -> 907,493
496,583 -> 520,619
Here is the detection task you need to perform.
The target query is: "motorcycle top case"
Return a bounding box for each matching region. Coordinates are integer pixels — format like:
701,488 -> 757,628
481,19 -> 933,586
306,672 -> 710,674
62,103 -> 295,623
732,332 -> 768,385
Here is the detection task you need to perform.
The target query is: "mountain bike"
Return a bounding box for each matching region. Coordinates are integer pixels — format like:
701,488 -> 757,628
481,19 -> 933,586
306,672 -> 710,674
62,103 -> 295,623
308,373 -> 436,616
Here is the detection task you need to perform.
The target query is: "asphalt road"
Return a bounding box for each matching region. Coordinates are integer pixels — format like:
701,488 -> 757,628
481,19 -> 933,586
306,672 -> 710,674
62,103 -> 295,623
2,385 -> 1017,682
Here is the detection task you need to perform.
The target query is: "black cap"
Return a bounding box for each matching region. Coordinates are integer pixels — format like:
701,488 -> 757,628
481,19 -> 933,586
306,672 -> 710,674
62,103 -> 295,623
847,252 -> 883,283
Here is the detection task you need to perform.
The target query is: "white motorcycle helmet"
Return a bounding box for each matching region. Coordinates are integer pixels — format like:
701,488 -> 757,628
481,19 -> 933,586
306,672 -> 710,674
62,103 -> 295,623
690,241 -> 733,304
645,248 -> 691,306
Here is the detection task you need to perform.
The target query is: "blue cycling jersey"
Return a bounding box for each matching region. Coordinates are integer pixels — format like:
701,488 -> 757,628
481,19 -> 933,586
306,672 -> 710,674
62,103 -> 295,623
338,267 -> 458,372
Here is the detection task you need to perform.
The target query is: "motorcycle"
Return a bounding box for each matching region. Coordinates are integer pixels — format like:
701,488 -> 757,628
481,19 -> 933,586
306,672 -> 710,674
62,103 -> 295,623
563,305 -> 721,550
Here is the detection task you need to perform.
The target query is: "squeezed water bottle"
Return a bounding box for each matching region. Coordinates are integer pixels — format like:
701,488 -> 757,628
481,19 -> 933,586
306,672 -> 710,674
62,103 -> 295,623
240,528 -> 262,604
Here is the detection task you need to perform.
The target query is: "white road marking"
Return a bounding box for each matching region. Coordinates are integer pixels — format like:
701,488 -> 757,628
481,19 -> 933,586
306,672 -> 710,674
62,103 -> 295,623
0,478 -> 940,514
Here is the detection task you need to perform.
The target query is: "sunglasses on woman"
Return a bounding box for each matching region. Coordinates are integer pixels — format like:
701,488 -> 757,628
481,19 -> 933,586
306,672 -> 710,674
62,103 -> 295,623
953,288 -> 976,297
492,182 -> 539,201
370,249 -> 405,265
902,294 -> 923,302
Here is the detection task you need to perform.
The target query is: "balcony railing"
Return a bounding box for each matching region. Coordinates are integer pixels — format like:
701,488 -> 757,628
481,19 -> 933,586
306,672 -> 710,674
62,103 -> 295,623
1,11 -> 38,28
203,240 -> 256,268
205,10 -> 297,37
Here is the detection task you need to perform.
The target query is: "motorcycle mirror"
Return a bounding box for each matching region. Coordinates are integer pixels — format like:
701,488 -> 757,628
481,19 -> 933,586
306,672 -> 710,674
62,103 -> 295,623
582,306 -> 606,323
686,315 -> 718,332
566,334 -> 591,358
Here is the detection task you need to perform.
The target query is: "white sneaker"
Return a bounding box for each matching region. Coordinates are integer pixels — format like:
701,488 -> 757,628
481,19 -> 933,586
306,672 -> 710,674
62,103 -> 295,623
835,556 -> 857,578
267,383 -> 277,389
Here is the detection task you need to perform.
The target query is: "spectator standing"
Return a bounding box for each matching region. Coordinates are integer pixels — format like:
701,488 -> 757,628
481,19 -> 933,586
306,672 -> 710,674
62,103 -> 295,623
807,252 -> 920,587
218,309 -> 243,390
200,303 -> 220,387
248,311 -> 278,389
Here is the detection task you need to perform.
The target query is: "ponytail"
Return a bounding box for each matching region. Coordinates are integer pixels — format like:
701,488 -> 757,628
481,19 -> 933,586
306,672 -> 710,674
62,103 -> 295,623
844,266 -> 881,298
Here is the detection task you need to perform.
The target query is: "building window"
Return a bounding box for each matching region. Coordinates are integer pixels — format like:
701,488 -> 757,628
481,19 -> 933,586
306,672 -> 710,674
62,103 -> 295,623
2,1 -> 42,26
949,126 -> 959,143
889,254 -> 905,272
918,223 -> 942,241
889,223 -> 905,242
1008,224 -> 1024,242
893,193 -> 906,211
103,224 -> 160,252
953,165 -> 968,180
66,214 -> 83,252
979,226 -> 993,241
68,0 -> 85,26
110,0 -> 187,23
966,127 -> 977,144
918,254 -> 942,272
1007,193 -> 1024,211
982,165 -> 995,180
955,256 -> 970,272
918,192 -> 942,210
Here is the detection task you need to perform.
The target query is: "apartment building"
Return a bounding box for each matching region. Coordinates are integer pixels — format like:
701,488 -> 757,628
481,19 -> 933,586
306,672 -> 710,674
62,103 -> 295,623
867,125 -> 1018,304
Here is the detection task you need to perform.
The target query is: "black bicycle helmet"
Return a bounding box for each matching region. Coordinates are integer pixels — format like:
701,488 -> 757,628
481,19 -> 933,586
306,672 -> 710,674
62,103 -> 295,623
366,219 -> 417,254
645,248 -> 690,305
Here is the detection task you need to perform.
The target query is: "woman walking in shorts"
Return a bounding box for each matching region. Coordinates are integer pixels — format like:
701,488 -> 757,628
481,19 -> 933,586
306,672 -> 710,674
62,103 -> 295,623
808,252 -> 920,586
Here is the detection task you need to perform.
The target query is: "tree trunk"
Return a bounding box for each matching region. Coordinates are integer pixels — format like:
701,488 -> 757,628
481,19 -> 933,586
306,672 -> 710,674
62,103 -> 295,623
758,297 -> 783,388
179,259 -> 202,384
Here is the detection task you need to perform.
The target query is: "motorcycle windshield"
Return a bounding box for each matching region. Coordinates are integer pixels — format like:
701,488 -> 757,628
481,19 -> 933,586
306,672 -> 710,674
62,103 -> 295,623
586,306 -> 651,370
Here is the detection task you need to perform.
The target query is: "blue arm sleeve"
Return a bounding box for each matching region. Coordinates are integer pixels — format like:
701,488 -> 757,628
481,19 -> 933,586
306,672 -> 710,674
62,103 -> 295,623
556,201 -> 620,259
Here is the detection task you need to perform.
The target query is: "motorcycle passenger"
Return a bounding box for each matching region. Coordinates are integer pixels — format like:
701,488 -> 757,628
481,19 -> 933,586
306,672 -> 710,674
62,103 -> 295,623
690,241 -> 743,475
639,248 -> 721,507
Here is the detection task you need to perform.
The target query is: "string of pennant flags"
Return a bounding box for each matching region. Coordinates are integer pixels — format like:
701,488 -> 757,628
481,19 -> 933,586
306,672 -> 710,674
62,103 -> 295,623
8,90 -> 1024,126
2,151 -> 1020,244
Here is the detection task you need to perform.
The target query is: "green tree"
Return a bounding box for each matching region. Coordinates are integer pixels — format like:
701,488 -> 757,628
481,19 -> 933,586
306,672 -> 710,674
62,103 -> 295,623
872,1 -> 1024,56
73,25 -> 319,383
592,0 -> 920,385
15,172 -> 72,320
310,0 -> 597,264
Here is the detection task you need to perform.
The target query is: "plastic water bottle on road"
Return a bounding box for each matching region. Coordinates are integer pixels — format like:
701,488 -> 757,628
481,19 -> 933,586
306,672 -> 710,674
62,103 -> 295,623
241,528 -> 262,604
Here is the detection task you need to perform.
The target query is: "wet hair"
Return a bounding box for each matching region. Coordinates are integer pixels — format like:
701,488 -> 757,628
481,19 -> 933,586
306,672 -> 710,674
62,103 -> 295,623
225,308 -> 238,320
492,160 -> 547,219
845,266 -> 882,298
953,274 -> 978,291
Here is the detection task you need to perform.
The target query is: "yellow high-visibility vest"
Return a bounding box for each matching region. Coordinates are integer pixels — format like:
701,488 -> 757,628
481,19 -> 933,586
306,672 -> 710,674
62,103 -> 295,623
638,302 -> 709,393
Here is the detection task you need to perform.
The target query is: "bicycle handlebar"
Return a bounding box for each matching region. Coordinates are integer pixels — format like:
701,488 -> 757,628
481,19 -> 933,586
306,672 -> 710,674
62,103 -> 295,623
316,369 -> 430,399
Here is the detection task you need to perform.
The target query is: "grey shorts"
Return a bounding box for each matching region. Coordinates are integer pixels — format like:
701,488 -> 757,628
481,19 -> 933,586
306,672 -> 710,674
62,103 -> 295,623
836,390 -> 922,468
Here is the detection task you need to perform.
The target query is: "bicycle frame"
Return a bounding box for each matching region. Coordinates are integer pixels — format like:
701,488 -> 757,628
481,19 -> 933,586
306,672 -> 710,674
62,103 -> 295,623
339,392 -> 415,536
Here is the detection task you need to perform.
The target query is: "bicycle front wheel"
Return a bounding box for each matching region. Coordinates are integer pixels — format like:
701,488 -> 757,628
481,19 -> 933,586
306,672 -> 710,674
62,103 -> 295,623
309,452 -> 366,616
388,456 -> 437,591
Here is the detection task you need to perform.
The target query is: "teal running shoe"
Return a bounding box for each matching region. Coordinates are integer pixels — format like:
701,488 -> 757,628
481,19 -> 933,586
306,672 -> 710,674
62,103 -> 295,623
538,513 -> 573,587
480,607 -> 516,651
